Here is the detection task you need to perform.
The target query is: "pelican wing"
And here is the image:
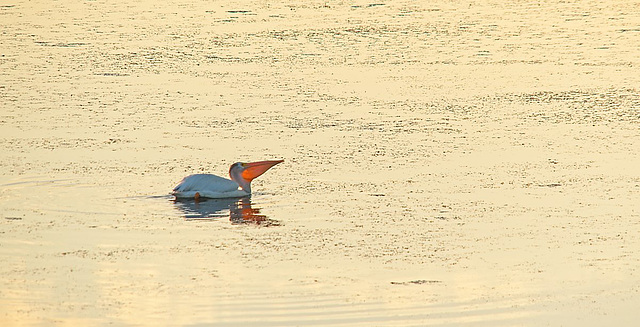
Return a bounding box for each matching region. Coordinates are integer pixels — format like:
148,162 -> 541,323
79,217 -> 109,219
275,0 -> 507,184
173,174 -> 246,199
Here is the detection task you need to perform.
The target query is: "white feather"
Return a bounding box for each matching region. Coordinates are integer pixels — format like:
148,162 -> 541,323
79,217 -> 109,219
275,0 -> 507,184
172,174 -> 249,199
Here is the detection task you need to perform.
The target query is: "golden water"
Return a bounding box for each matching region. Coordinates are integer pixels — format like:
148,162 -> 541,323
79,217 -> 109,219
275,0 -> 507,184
1,1 -> 639,325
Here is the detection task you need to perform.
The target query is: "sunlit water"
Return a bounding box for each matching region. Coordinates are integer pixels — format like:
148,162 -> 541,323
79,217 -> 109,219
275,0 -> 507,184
2,0 -> 640,326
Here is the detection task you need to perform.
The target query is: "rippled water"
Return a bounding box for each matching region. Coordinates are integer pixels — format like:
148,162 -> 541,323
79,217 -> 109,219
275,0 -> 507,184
2,0 -> 640,326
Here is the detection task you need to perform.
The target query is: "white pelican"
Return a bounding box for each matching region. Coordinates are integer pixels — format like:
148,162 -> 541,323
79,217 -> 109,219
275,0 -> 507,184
172,160 -> 283,200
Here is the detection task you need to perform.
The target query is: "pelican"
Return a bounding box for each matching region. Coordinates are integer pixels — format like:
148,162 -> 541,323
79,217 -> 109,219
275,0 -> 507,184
172,160 -> 283,200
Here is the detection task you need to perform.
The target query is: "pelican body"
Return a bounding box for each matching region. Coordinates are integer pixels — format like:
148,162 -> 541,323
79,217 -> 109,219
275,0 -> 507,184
172,160 -> 283,199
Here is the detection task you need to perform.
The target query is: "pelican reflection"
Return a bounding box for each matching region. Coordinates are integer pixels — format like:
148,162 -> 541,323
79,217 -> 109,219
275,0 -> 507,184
173,196 -> 280,226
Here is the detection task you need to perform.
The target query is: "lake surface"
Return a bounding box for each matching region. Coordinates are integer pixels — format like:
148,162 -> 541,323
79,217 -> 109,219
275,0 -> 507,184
1,0 -> 639,326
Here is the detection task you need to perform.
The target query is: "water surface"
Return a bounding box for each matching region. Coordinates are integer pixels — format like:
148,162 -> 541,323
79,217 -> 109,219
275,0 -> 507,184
1,0 -> 639,326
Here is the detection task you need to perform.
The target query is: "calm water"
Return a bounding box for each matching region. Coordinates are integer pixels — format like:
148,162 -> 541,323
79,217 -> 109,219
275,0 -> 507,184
1,0 -> 639,326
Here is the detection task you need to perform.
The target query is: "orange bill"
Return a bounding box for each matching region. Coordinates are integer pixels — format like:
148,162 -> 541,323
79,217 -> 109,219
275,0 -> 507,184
241,160 -> 284,182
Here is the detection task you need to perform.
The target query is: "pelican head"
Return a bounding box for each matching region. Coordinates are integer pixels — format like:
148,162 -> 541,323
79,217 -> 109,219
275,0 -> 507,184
229,160 -> 284,193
